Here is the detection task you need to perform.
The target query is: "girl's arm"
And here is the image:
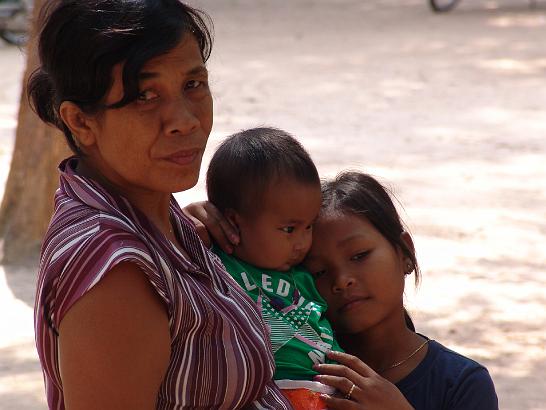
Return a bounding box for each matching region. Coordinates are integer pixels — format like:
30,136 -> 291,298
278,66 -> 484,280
448,367 -> 498,410
58,262 -> 171,409
314,351 -> 414,410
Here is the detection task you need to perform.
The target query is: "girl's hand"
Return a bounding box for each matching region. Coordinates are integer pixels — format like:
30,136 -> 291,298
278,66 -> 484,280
182,201 -> 240,253
313,351 -> 414,410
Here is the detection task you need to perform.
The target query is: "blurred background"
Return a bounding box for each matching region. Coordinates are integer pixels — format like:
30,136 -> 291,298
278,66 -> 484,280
1,0 -> 545,408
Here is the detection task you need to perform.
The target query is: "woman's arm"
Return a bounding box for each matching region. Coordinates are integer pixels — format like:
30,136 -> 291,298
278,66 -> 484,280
58,262 -> 171,410
314,351 -> 414,410
182,201 -> 239,253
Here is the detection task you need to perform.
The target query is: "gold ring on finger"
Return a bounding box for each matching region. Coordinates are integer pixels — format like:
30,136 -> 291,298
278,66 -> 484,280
344,383 -> 356,400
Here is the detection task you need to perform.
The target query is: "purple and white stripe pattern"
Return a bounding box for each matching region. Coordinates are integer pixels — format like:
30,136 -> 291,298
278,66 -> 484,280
35,157 -> 292,410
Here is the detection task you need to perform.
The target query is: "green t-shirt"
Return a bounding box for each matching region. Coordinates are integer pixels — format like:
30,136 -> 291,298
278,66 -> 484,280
215,248 -> 343,381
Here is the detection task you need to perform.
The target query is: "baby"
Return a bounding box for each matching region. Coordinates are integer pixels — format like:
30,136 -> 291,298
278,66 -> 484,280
206,127 -> 342,404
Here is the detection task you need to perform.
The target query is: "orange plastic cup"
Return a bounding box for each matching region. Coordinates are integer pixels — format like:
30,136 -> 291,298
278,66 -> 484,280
276,380 -> 336,410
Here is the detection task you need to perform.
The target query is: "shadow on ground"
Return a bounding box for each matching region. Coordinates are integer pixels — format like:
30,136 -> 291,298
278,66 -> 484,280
0,342 -> 46,410
414,282 -> 546,408
3,262 -> 38,308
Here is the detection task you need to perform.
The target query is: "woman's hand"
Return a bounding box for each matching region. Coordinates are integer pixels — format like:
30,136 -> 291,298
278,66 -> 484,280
182,201 -> 240,253
313,351 -> 414,410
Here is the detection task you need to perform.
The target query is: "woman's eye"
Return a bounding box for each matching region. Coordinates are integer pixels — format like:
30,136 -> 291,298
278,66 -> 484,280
281,226 -> 295,234
351,251 -> 370,261
185,79 -> 203,90
137,90 -> 159,102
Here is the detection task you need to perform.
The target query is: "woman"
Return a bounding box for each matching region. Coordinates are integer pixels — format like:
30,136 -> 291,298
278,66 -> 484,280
191,172 -> 498,409
32,1 -> 291,409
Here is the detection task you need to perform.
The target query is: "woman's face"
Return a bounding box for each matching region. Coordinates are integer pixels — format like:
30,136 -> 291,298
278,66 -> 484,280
84,35 -> 213,195
303,212 -> 406,335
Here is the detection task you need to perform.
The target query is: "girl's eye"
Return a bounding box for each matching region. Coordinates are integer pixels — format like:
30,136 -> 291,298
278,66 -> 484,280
351,251 -> 370,261
281,226 -> 295,234
137,90 -> 159,102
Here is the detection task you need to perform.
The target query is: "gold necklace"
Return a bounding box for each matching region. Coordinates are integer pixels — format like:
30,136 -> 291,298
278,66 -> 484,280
379,339 -> 430,373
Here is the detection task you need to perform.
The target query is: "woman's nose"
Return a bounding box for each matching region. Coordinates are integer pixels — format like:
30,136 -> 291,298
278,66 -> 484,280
163,97 -> 200,136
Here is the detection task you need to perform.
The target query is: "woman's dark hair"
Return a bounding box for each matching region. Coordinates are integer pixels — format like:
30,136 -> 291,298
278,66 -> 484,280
28,0 -> 213,155
207,127 -> 320,216
321,171 -> 420,331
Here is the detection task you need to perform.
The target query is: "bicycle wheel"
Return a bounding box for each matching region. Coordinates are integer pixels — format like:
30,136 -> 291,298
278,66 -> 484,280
429,0 -> 462,12
0,4 -> 29,46
0,29 -> 27,46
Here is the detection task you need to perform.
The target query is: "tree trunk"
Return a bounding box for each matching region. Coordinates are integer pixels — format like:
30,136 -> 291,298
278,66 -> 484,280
0,0 -> 71,264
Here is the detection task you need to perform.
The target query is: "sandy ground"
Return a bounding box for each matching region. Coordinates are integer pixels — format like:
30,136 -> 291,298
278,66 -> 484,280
1,0 -> 545,408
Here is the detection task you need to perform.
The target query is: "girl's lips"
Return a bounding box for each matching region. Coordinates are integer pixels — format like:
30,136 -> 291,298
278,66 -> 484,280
338,297 -> 370,313
163,149 -> 200,166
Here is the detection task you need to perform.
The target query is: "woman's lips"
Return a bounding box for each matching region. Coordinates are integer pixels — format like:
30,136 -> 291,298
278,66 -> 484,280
162,149 -> 200,166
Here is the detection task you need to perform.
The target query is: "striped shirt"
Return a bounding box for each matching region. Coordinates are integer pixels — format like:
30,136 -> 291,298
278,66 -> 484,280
35,157 -> 292,410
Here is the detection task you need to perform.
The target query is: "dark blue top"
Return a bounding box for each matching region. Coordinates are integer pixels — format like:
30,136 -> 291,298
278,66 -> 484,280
396,339 -> 498,410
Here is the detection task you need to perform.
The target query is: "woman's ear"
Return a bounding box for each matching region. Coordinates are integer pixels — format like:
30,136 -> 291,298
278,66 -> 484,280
59,101 -> 98,148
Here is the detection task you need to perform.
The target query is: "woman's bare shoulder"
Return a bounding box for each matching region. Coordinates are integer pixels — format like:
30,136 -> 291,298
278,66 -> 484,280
58,262 -> 171,410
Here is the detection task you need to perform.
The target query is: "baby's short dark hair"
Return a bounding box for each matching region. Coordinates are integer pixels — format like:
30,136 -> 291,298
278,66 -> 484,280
206,127 -> 320,216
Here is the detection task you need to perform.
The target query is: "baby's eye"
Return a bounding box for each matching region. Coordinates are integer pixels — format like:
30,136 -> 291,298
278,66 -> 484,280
312,269 -> 326,279
137,89 -> 159,102
281,226 -> 295,234
351,251 -> 370,261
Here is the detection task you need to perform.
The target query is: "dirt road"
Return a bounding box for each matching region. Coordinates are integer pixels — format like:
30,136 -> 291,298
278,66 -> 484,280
1,0 -> 545,408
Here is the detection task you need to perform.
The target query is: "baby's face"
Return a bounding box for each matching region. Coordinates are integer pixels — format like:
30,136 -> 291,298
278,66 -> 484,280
233,180 -> 321,271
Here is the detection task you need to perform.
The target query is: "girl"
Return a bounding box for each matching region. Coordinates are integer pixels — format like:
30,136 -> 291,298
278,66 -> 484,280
304,171 -> 499,409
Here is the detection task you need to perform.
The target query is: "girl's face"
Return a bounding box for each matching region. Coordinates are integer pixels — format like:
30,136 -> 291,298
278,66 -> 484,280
82,35 -> 213,195
303,212 -> 406,335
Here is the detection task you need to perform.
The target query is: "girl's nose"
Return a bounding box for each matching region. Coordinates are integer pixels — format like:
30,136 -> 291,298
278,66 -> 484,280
332,272 -> 355,293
